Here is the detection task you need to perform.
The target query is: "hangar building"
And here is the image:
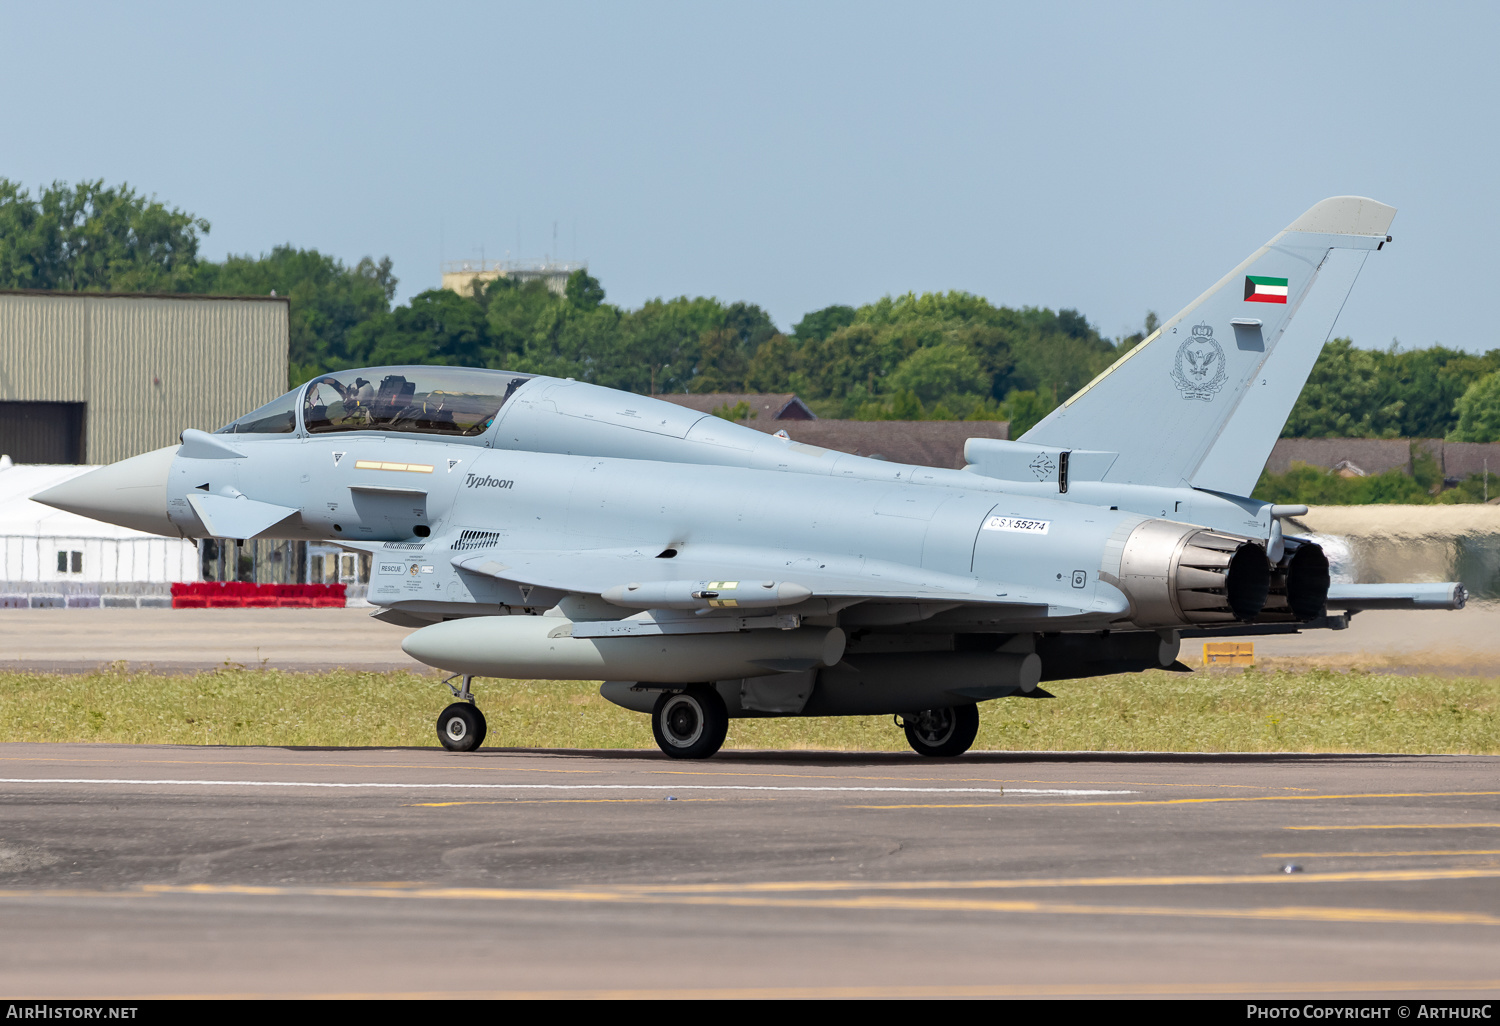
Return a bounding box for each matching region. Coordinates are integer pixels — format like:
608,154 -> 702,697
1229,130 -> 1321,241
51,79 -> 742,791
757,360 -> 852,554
0,290 -> 322,603
0,289 -> 289,464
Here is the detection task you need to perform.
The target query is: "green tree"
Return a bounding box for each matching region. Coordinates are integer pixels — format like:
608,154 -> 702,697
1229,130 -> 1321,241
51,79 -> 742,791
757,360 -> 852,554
0,178 -> 208,292
1253,462 -> 1436,505
483,277 -> 570,367
1448,370 -> 1500,443
1376,345 -> 1500,438
711,400 -> 754,423
768,291 -> 1116,417
884,342 -> 988,405
348,289 -> 491,369
193,246 -> 395,384
791,304 -> 856,343
564,269 -> 605,311
1282,339 -> 1403,438
1001,390 -> 1051,437
690,302 -> 779,393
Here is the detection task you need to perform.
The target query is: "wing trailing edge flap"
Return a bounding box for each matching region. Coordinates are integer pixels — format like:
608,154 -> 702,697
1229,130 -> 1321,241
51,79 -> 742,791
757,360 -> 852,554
451,545 -> 1131,621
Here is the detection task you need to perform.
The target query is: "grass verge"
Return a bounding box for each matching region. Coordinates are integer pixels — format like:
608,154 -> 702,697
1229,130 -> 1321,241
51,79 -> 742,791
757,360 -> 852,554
1,665 -> 1496,753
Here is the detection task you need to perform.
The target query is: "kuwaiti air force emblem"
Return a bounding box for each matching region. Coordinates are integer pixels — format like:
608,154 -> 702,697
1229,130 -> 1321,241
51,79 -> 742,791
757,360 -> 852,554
1170,323 -> 1228,401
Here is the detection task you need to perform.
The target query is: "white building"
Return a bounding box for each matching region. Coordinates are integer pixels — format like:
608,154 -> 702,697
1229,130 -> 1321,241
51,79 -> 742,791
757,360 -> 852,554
0,461 -> 199,607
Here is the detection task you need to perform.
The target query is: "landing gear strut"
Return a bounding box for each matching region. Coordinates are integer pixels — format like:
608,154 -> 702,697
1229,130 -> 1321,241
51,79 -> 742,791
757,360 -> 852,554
651,686 -> 728,760
900,704 -> 979,757
437,674 -> 488,752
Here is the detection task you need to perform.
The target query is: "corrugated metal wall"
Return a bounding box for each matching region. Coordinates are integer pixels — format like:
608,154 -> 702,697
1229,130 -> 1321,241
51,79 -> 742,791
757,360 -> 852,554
0,291 -> 288,464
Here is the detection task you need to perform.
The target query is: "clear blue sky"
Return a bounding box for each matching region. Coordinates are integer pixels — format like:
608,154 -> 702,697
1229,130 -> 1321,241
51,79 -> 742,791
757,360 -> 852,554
4,1 -> 1496,351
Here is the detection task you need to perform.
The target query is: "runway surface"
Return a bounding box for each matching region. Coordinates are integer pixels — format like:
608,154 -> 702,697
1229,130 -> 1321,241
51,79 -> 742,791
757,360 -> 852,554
0,603 -> 1496,674
2,743 -> 1498,998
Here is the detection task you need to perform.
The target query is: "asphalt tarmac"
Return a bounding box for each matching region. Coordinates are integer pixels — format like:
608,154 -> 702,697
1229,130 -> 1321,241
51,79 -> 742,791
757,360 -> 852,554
1,603 -> 1497,675
2,743 -> 1498,998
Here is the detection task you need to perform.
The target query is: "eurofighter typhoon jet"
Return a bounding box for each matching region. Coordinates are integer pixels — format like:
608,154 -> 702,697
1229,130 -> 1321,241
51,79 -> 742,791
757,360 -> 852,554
37,197 -> 1465,759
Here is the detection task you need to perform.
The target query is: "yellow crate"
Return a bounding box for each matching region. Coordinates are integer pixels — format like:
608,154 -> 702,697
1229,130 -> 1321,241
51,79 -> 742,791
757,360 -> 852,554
1203,641 -> 1255,666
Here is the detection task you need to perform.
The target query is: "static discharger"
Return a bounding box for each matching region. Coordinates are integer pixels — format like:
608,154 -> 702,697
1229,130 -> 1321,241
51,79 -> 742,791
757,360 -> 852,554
1204,642 -> 1255,667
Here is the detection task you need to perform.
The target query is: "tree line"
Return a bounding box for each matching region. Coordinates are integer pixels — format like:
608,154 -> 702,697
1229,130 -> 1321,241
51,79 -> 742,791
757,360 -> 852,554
3,178 -> 1498,444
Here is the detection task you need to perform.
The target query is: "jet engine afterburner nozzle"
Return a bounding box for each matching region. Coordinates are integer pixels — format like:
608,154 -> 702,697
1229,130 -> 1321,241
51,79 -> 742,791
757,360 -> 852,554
1113,520 -> 1271,628
1261,541 -> 1331,622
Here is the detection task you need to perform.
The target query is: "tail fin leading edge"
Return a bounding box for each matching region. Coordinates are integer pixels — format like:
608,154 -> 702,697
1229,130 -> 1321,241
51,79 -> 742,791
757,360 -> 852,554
1019,196 -> 1396,496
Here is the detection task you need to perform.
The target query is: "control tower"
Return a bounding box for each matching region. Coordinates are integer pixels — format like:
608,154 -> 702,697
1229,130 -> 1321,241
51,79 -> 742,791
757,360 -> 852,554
441,259 -> 586,298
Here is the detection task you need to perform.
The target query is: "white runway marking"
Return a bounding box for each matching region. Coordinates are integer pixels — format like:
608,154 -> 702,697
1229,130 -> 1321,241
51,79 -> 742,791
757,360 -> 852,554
0,778 -> 1135,796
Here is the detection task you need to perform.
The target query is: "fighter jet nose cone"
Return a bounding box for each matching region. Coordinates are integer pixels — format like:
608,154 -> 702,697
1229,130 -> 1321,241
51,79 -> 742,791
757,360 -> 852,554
32,445 -> 180,536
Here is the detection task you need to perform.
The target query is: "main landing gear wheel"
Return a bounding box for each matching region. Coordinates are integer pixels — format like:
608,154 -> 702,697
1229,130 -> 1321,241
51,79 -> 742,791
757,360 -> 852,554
651,687 -> 728,760
437,702 -> 487,752
902,704 -> 979,758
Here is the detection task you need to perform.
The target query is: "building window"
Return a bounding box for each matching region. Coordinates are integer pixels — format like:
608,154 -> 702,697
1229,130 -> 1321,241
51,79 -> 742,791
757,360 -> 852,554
57,551 -> 82,574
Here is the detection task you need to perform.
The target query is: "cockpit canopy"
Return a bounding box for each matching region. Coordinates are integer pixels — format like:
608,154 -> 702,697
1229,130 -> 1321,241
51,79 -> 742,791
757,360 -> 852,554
216,366 -> 536,438
302,367 -> 534,436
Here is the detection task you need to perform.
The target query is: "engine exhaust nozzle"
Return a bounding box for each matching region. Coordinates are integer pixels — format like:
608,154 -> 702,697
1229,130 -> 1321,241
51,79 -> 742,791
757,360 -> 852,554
1114,520 -> 1271,628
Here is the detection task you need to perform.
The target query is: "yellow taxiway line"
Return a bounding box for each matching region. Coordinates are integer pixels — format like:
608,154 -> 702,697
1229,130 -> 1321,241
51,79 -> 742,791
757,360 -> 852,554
5,864 -> 1498,930
1286,823 -> 1500,831
114,882 -> 1500,928
1263,850 -> 1500,859
850,790 -> 1500,809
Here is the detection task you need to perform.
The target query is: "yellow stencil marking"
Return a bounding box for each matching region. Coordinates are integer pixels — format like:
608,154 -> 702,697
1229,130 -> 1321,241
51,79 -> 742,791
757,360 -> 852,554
354,460 -> 433,473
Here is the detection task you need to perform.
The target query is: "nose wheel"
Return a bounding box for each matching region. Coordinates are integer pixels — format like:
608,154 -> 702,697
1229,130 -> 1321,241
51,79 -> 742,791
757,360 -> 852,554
900,704 -> 979,757
437,674 -> 488,752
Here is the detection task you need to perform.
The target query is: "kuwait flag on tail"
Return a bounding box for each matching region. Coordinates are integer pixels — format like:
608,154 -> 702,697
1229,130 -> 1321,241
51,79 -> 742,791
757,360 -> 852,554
1245,274 -> 1289,304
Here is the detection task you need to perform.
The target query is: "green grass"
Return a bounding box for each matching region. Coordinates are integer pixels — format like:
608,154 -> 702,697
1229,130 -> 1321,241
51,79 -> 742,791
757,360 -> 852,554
1,665 -> 1496,754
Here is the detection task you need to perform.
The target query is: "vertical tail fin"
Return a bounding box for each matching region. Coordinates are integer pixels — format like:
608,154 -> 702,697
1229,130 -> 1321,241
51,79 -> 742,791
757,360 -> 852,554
1020,196 -> 1396,496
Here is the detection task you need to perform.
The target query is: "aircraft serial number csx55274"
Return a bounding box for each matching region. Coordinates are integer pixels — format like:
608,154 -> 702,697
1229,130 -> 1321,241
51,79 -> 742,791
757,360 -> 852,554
38,196 -> 1465,759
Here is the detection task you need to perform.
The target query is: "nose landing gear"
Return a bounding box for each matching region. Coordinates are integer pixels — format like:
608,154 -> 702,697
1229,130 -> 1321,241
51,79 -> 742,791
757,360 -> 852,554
437,674 -> 488,752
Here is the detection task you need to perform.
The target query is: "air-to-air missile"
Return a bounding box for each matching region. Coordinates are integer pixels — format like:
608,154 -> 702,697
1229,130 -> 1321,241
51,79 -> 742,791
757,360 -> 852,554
37,197 -> 1464,759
